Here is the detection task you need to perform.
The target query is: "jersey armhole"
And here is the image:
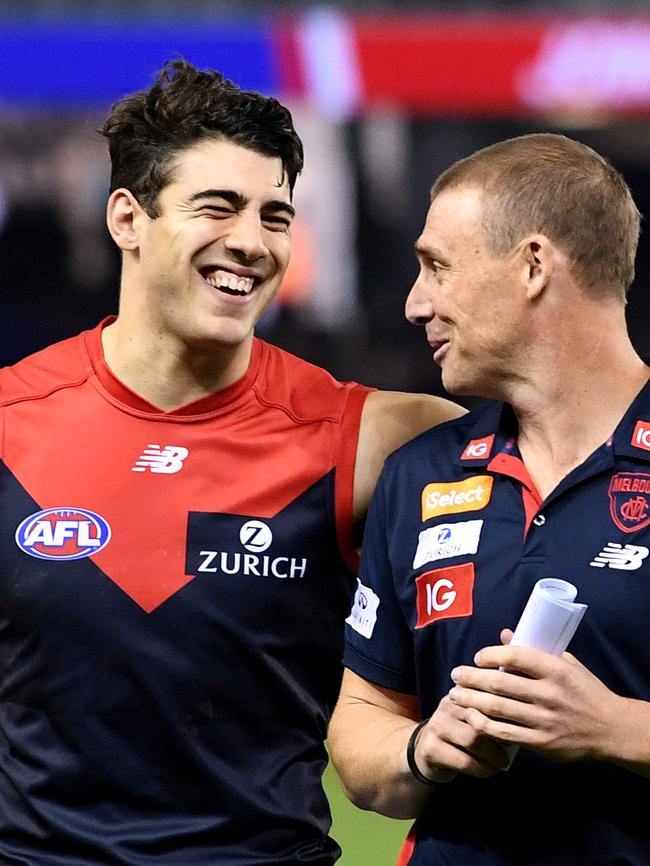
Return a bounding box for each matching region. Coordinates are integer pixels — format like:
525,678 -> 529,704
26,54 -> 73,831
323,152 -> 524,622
334,385 -> 373,572
0,373 -> 5,461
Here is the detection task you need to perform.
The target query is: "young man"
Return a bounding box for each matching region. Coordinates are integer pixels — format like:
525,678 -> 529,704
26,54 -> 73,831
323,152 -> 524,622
329,133 -> 650,865
0,61 -> 461,865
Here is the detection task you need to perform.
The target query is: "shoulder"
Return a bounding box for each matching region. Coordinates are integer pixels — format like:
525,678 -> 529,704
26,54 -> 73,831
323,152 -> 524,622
352,390 -> 466,522
254,338 -> 372,423
359,390 -> 465,455
0,332 -> 89,406
384,403 -> 491,471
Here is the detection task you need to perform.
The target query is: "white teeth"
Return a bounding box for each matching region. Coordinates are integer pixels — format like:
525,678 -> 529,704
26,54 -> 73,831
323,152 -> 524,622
204,269 -> 254,294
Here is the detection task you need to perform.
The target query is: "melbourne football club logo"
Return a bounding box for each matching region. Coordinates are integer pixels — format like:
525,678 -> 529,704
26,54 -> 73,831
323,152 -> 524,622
15,507 -> 112,560
608,472 -> 650,533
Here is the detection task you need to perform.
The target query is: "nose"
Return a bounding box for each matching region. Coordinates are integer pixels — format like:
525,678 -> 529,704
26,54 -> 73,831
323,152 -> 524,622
405,275 -> 435,326
224,211 -> 269,261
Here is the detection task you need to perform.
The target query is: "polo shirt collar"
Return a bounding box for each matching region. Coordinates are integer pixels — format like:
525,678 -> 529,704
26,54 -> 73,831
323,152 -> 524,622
610,376 -> 650,462
454,375 -> 650,470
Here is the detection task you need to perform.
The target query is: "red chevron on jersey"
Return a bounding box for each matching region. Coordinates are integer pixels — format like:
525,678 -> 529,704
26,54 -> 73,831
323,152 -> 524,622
1,320 -> 370,611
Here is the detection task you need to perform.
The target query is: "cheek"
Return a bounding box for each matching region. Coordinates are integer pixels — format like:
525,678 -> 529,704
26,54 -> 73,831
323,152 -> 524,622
262,245 -> 290,283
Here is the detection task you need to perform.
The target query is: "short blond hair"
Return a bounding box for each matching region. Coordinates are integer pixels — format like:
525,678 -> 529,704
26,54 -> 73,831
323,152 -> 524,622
431,133 -> 640,299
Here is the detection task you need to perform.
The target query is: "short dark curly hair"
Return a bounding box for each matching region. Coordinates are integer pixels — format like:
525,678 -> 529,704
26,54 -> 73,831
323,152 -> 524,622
100,58 -> 304,217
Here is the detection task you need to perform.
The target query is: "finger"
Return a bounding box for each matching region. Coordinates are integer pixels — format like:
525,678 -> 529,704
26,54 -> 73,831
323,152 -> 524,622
463,707 -> 543,749
449,684 -> 540,727
451,666 -> 544,703
470,645 -> 562,677
419,726 -> 505,778
500,628 -> 514,645
423,697 -> 509,776
449,724 -> 512,770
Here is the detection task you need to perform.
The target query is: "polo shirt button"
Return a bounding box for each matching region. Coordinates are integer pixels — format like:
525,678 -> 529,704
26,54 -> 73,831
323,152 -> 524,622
532,514 -> 546,526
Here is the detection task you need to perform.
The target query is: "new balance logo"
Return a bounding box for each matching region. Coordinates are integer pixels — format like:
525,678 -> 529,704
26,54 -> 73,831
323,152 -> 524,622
590,542 -> 649,571
131,444 -> 189,474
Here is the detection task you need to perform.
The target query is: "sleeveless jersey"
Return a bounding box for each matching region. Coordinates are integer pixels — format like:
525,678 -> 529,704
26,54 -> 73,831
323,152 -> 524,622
0,319 -> 372,865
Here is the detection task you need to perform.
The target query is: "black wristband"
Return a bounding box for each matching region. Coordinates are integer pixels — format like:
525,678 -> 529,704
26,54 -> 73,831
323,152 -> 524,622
406,718 -> 437,786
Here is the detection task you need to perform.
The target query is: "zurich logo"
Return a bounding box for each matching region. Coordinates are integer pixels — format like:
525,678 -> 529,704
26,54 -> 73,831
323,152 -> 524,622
15,507 -> 112,560
239,519 -> 273,553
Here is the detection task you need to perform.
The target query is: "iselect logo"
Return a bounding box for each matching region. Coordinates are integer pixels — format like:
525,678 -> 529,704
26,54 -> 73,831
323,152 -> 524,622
421,476 -> 493,521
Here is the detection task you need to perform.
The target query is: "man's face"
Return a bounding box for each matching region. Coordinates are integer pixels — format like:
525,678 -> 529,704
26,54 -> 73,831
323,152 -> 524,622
405,185 -> 523,398
131,138 -> 293,351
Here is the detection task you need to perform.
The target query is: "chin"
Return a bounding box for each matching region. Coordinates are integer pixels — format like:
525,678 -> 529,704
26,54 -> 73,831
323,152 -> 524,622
440,369 -> 468,397
184,322 -> 253,351
442,369 -> 504,402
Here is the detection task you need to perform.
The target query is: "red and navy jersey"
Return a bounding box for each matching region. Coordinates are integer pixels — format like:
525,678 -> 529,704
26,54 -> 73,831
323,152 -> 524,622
344,389 -> 650,866
0,319 -> 372,866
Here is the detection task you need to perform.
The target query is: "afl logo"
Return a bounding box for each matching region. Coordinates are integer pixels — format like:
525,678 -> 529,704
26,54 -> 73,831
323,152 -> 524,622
15,507 -> 112,560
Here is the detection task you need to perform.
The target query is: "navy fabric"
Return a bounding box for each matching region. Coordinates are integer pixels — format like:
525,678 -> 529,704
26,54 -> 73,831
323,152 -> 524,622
344,387 -> 650,866
0,328 -> 369,865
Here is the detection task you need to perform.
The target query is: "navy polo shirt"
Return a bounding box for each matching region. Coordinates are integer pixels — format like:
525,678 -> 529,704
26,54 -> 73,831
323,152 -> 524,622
344,383 -> 650,866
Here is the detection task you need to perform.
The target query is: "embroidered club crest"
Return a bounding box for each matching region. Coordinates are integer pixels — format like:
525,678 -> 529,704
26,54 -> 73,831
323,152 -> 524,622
608,472 -> 650,533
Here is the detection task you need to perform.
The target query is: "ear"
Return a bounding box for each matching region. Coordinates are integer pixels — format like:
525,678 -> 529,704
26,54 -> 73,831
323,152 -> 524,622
518,235 -> 554,301
106,188 -> 146,252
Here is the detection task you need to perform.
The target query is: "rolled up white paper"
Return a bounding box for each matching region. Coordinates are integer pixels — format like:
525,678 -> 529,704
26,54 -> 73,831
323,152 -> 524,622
509,577 -> 587,654
501,577 -> 587,768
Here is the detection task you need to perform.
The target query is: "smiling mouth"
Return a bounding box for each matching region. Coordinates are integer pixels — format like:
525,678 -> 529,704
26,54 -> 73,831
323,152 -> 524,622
428,338 -> 450,363
200,267 -> 257,296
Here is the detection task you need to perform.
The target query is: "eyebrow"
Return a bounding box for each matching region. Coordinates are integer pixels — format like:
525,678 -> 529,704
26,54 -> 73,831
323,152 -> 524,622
189,189 -> 295,219
414,240 -> 448,261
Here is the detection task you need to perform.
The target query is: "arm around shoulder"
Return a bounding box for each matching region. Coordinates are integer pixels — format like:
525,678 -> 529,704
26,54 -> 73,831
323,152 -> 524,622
353,391 -> 465,523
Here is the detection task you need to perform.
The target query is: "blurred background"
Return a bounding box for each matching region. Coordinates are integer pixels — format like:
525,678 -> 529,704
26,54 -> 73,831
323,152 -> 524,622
3,2 -> 650,861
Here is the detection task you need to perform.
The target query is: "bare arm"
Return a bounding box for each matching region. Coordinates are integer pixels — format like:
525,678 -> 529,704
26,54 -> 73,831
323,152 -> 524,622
448,634 -> 650,778
352,391 -> 464,523
328,669 -> 508,820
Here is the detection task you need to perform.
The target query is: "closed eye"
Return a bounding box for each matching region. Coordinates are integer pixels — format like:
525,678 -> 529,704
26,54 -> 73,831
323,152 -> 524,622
262,214 -> 292,232
200,205 -> 235,218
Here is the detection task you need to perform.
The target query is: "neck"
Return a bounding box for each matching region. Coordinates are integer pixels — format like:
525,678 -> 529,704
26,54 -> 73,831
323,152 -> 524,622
100,319 -> 253,412
508,308 -> 649,499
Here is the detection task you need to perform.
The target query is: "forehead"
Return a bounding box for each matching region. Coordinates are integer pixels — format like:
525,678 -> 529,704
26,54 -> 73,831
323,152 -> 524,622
418,186 -> 484,253
166,138 -> 290,202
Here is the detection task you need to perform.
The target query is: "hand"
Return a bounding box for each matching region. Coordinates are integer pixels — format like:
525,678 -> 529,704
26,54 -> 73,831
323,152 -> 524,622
413,694 -> 510,782
447,630 -> 625,762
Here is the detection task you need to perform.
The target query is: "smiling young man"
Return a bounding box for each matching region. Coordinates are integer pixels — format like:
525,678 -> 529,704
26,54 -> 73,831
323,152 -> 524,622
0,60 -> 462,865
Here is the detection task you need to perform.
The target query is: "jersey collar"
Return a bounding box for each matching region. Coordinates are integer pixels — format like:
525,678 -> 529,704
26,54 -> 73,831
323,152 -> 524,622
454,377 -> 650,470
83,317 -> 263,418
610,377 -> 650,462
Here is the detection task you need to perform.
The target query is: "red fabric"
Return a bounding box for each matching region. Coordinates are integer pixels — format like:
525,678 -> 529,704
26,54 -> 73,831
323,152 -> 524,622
1,321 -> 372,611
488,451 -> 543,536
